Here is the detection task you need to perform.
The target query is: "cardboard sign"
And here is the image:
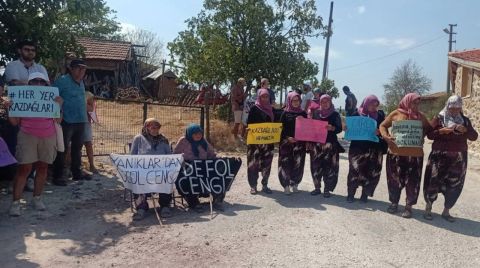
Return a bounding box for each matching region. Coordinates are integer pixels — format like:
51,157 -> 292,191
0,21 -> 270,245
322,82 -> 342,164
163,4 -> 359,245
175,158 -> 242,195
109,154 -> 184,194
0,137 -> 16,167
294,117 -> 328,143
8,86 -> 61,118
246,123 -> 282,144
392,120 -> 423,148
344,116 -> 379,142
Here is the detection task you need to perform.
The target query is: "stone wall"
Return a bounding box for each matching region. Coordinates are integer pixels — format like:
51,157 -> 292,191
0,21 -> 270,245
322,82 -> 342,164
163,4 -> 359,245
458,67 -> 480,157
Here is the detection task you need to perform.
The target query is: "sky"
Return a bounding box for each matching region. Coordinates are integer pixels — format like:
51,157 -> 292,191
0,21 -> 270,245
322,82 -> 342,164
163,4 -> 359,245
105,0 -> 480,107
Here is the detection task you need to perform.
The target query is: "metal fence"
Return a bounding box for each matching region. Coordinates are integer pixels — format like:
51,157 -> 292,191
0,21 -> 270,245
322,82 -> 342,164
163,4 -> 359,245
90,98 -> 204,156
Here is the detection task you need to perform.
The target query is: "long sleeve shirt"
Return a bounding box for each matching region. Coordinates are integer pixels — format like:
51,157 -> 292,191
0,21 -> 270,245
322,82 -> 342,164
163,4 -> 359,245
428,114 -> 478,152
130,135 -> 171,155
173,137 -> 216,160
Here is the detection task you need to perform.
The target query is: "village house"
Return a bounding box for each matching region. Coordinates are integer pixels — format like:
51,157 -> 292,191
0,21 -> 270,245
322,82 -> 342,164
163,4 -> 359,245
449,48 -> 480,156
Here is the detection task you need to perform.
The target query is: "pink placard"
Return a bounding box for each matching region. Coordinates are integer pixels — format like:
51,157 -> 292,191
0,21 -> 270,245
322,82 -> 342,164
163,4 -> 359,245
295,117 -> 328,143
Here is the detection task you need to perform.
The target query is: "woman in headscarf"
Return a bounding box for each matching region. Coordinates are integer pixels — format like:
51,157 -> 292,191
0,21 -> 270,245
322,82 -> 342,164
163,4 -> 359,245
310,94 -> 343,198
379,93 -> 432,218
278,92 -> 307,195
246,88 -> 275,195
130,118 -> 172,221
423,95 -> 477,222
346,95 -> 387,203
174,124 -> 220,211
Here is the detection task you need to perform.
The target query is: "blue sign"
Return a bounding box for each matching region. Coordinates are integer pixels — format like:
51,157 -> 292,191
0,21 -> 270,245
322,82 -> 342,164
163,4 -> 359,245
344,116 -> 379,142
8,86 -> 61,118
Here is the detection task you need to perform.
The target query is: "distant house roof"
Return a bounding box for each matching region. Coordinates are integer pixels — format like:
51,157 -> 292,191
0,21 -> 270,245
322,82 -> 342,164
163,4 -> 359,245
420,91 -> 447,101
77,37 -> 133,61
143,69 -> 177,80
449,49 -> 480,69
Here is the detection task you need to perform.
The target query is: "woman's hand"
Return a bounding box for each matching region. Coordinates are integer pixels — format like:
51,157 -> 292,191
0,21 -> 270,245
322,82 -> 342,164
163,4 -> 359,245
455,125 -> 467,134
383,134 -> 396,146
439,127 -> 454,135
326,124 -> 335,131
287,137 -> 296,143
54,96 -> 64,106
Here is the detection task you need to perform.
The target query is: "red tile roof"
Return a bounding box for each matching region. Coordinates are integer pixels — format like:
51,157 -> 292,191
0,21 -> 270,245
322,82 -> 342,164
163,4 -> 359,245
449,49 -> 480,63
77,37 -> 132,61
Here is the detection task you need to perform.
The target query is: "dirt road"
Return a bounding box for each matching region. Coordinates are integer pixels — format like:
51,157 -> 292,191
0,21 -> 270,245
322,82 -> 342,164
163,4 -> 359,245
1,142 -> 480,267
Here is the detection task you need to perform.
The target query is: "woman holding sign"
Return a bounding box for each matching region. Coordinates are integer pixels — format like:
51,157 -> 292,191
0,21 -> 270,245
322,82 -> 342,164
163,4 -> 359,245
346,95 -> 387,203
423,96 -> 478,222
278,92 -> 307,195
130,118 -> 173,220
246,88 -> 275,195
8,72 -> 63,216
174,124 -> 221,212
310,94 -> 343,198
379,93 -> 432,218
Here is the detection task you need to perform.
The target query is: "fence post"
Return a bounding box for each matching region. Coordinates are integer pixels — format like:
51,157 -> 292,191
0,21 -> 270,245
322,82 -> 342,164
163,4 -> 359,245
200,107 -> 205,132
204,92 -> 210,142
142,102 -> 148,123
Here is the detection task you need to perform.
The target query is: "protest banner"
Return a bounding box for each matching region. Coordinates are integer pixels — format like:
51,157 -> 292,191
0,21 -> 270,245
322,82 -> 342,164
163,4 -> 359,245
246,123 -> 282,144
109,154 -> 184,194
8,86 -> 61,118
392,120 -> 423,148
294,117 -> 328,143
344,116 -> 379,142
0,137 -> 16,167
175,158 -> 242,196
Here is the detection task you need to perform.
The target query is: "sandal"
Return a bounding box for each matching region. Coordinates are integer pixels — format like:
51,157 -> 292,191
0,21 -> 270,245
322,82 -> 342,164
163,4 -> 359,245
423,212 -> 433,220
310,189 -> 321,196
401,208 -> 412,219
387,204 -> 398,214
441,213 -> 455,222
323,191 -> 331,198
250,188 -> 257,195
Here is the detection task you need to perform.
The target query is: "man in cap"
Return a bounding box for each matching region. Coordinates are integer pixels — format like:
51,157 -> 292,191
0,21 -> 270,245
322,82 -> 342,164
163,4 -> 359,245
51,59 -> 90,185
9,72 -> 63,216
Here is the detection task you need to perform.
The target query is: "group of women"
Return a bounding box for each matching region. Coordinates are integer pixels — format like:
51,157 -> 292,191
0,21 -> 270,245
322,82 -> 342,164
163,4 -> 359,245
131,87 -> 477,223
246,88 -> 477,221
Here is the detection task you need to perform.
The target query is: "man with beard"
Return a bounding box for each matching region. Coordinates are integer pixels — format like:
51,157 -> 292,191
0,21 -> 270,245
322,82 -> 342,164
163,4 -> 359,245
4,40 -> 48,86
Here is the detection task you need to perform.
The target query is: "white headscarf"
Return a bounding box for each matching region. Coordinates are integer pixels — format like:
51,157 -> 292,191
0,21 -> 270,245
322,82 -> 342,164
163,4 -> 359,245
438,95 -> 464,127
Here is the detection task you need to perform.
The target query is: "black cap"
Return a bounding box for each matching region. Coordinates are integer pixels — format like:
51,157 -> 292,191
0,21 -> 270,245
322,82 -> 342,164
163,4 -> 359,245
70,59 -> 87,68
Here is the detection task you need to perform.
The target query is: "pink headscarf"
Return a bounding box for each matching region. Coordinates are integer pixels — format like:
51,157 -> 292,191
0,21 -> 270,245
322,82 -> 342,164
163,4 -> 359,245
358,95 -> 380,119
398,93 -> 421,119
318,94 -> 335,118
255,88 -> 274,120
284,91 -> 303,113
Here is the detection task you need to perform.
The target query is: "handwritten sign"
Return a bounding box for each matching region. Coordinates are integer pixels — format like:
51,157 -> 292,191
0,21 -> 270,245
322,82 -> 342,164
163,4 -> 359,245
344,116 -> 379,142
8,86 -> 61,118
176,158 -> 242,195
0,137 -> 16,167
247,123 -> 282,144
294,117 -> 328,143
109,154 -> 184,194
392,120 -> 423,148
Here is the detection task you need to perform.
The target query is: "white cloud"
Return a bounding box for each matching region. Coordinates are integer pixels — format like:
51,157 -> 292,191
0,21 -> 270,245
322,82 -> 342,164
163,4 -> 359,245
353,37 -> 416,50
119,22 -> 137,34
357,6 -> 366,14
306,46 -> 342,62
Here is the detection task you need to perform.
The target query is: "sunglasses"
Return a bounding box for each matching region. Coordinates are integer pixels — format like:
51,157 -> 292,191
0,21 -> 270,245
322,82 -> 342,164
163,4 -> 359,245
29,79 -> 47,85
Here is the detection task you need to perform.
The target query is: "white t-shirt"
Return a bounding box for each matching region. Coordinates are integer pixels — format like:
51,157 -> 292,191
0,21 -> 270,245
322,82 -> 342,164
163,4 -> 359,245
4,60 -> 48,85
301,91 -> 314,110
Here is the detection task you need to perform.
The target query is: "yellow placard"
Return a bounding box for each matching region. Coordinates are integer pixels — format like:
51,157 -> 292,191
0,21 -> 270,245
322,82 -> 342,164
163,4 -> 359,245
246,123 -> 282,144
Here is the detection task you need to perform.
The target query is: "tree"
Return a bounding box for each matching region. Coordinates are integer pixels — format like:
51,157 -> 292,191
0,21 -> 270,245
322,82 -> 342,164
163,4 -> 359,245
121,27 -> 164,68
168,0 -> 326,90
311,78 -> 339,98
383,59 -> 432,112
0,0 -> 119,72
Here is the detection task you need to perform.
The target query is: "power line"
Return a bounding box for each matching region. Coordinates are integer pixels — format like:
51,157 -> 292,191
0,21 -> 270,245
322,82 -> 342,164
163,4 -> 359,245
330,35 -> 446,72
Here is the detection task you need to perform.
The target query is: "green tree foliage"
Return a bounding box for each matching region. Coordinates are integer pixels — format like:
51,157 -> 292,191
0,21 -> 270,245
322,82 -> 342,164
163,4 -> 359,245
168,0 -> 326,90
383,59 -> 432,112
311,78 -> 339,98
0,0 -> 119,71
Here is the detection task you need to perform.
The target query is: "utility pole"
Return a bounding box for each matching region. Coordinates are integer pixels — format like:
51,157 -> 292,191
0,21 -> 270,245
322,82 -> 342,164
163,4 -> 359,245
444,24 -> 457,93
322,1 -> 334,81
